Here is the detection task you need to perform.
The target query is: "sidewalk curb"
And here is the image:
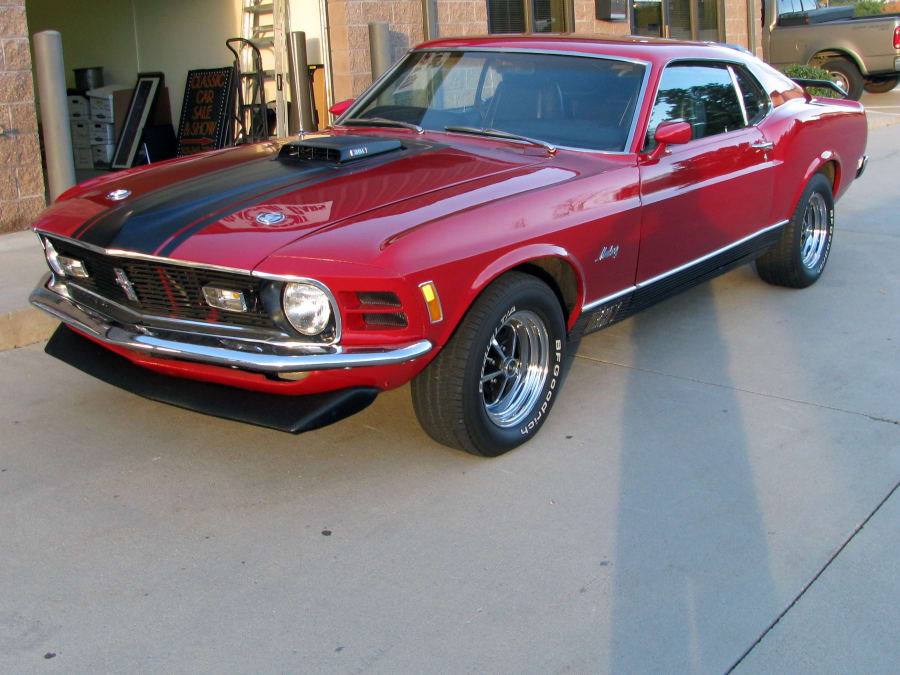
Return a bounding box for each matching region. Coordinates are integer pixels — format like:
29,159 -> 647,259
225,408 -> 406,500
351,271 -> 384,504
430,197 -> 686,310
0,307 -> 58,352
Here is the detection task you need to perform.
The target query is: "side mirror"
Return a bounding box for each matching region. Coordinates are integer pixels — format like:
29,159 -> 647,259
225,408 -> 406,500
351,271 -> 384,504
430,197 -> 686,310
329,99 -> 355,117
642,120 -> 692,164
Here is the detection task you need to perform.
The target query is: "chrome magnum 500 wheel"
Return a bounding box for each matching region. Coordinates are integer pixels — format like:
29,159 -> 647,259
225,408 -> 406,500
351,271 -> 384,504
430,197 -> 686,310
411,271 -> 567,456
757,173 -> 835,288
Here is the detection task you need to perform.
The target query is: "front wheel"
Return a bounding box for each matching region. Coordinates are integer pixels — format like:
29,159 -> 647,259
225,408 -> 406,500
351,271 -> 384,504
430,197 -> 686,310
756,173 -> 834,288
411,272 -> 567,456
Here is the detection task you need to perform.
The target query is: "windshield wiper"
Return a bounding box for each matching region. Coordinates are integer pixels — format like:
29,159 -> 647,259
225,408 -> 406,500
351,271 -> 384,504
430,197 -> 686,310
444,126 -> 557,154
342,117 -> 424,133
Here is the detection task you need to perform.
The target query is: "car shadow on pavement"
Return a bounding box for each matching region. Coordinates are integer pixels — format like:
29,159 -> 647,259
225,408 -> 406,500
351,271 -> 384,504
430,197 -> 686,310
604,284 -> 778,672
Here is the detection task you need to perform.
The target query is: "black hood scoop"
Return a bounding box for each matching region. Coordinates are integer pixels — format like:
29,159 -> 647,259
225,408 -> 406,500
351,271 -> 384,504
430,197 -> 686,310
278,135 -> 404,164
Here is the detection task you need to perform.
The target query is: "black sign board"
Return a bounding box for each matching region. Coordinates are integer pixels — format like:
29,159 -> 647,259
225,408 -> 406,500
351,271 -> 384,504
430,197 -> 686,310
176,67 -> 236,156
111,73 -> 162,169
596,0 -> 627,21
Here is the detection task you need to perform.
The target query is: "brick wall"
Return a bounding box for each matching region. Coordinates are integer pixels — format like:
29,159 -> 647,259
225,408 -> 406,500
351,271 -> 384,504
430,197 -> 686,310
574,0 -> 630,35
0,0 -> 44,234
723,0 -> 749,52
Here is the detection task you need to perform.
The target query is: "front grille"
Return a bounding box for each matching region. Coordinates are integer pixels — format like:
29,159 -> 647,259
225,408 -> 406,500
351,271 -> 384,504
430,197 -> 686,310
362,311 -> 408,328
357,291 -> 401,307
48,237 -> 275,328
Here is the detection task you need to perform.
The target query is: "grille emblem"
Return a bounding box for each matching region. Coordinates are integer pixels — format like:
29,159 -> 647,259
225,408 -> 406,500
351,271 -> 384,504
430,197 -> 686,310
106,189 -> 131,201
113,267 -> 139,302
256,211 -> 285,225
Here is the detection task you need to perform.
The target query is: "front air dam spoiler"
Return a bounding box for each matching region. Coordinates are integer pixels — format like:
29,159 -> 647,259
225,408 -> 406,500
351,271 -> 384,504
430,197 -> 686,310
45,326 -> 379,434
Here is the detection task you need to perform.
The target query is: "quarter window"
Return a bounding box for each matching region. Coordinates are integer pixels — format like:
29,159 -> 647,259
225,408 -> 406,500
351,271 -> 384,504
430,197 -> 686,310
645,63 -> 746,148
732,65 -> 769,125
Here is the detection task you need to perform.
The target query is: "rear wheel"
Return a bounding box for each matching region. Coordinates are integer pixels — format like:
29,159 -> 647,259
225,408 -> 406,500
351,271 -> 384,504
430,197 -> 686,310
756,173 -> 834,288
822,58 -> 864,100
863,76 -> 899,94
411,272 -> 566,457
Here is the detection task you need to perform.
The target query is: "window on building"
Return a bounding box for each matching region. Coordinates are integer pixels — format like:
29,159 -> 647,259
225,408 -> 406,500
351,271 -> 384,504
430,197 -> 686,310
487,0 -> 569,33
488,0 -> 526,32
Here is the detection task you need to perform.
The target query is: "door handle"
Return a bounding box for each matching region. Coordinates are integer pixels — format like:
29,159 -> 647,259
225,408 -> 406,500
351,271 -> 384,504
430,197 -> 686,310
751,141 -> 774,151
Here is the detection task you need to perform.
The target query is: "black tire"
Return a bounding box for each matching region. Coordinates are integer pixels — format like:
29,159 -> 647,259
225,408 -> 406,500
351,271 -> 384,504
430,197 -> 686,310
863,76 -> 899,94
822,58 -> 864,100
756,173 -> 834,288
411,271 -> 567,457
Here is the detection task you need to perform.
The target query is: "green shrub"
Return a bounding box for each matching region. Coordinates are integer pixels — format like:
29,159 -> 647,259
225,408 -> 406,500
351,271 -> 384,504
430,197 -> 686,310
828,0 -> 886,13
853,0 -> 885,16
781,63 -> 836,97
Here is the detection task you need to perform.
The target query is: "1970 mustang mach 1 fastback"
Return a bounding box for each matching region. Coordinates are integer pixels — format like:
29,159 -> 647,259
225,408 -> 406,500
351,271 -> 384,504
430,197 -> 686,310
31,36 -> 867,456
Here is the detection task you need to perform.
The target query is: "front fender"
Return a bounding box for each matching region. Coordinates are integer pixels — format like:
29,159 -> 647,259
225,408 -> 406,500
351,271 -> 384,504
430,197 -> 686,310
431,245 -> 587,342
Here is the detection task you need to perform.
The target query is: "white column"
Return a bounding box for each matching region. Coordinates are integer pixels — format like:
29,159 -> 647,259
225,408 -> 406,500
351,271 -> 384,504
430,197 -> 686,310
33,30 -> 76,201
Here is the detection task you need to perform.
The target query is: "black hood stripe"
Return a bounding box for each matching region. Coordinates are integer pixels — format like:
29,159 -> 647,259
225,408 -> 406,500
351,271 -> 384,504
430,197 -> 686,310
75,138 -> 441,258
71,153 -> 264,240
77,158 -> 323,252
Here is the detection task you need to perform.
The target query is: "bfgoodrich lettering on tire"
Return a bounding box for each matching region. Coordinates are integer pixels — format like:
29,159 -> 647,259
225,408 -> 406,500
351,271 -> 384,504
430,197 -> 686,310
411,271 -> 567,456
756,173 -> 834,289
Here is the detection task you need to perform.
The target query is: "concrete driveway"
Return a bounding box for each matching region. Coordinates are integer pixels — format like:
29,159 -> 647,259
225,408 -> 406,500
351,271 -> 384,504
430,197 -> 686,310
1,126 -> 898,673
862,81 -> 900,129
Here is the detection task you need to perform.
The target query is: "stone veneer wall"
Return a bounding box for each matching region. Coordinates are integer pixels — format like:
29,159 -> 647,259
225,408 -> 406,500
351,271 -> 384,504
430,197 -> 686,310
328,0 -> 630,102
0,0 -> 44,234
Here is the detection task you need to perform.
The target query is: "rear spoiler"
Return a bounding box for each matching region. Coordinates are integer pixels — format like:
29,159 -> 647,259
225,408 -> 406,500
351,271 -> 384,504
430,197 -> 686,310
791,78 -> 848,98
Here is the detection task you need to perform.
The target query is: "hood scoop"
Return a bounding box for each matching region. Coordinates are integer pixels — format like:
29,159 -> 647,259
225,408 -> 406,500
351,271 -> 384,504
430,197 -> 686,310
278,135 -> 403,164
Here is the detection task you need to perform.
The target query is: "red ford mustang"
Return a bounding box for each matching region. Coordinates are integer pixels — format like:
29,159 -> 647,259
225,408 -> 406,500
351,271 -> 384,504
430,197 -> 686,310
30,36 -> 867,456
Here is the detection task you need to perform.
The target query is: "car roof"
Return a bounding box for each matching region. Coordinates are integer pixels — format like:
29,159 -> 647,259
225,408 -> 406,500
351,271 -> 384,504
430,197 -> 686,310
415,34 -> 755,67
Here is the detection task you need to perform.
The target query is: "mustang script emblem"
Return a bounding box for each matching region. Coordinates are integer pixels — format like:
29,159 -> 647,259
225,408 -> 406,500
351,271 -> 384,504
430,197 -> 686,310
597,244 -> 620,262
113,267 -> 139,302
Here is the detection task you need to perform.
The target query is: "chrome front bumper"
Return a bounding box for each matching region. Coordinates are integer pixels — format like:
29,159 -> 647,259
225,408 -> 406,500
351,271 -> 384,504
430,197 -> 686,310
30,274 -> 433,373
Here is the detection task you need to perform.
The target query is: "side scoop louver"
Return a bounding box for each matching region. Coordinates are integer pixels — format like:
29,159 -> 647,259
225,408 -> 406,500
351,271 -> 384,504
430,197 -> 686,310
278,136 -> 403,164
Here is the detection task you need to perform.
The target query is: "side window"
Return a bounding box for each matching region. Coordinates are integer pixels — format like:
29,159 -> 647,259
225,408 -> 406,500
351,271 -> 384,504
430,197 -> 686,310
645,63 -> 745,149
732,65 -> 770,125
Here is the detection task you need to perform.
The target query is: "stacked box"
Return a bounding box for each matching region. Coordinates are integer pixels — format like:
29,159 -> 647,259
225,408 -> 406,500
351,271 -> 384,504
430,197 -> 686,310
90,122 -> 116,146
67,95 -> 90,120
74,147 -> 94,169
87,85 -> 131,124
92,143 -> 116,169
70,120 -> 91,147
70,96 -> 93,168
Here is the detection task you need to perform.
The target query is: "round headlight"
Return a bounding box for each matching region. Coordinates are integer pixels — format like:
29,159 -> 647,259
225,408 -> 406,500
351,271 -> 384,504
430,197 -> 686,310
282,282 -> 332,336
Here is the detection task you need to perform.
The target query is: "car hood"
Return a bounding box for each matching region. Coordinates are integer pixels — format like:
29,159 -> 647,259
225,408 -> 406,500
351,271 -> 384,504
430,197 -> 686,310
35,133 -> 573,271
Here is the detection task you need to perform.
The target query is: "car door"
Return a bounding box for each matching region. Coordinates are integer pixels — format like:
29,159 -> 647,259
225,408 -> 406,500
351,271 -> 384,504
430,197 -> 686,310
636,61 -> 775,284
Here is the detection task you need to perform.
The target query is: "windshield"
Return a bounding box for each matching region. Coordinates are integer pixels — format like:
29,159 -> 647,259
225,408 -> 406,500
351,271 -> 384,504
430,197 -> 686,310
347,50 -> 647,152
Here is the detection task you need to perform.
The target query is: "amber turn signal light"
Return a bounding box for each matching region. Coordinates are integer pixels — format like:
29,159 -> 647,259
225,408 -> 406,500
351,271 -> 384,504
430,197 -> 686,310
418,281 -> 443,323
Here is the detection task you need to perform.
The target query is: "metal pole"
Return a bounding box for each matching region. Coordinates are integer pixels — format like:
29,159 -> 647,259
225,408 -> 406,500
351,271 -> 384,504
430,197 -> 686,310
564,0 -> 576,31
747,0 -> 758,55
422,0 -> 438,40
289,31 -> 316,132
319,0 -> 335,123
368,22 -> 392,80
33,31 -> 75,201
524,0 -> 535,33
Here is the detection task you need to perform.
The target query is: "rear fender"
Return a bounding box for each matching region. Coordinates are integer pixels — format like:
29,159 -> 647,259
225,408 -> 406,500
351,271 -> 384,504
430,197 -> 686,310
795,153 -> 840,208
